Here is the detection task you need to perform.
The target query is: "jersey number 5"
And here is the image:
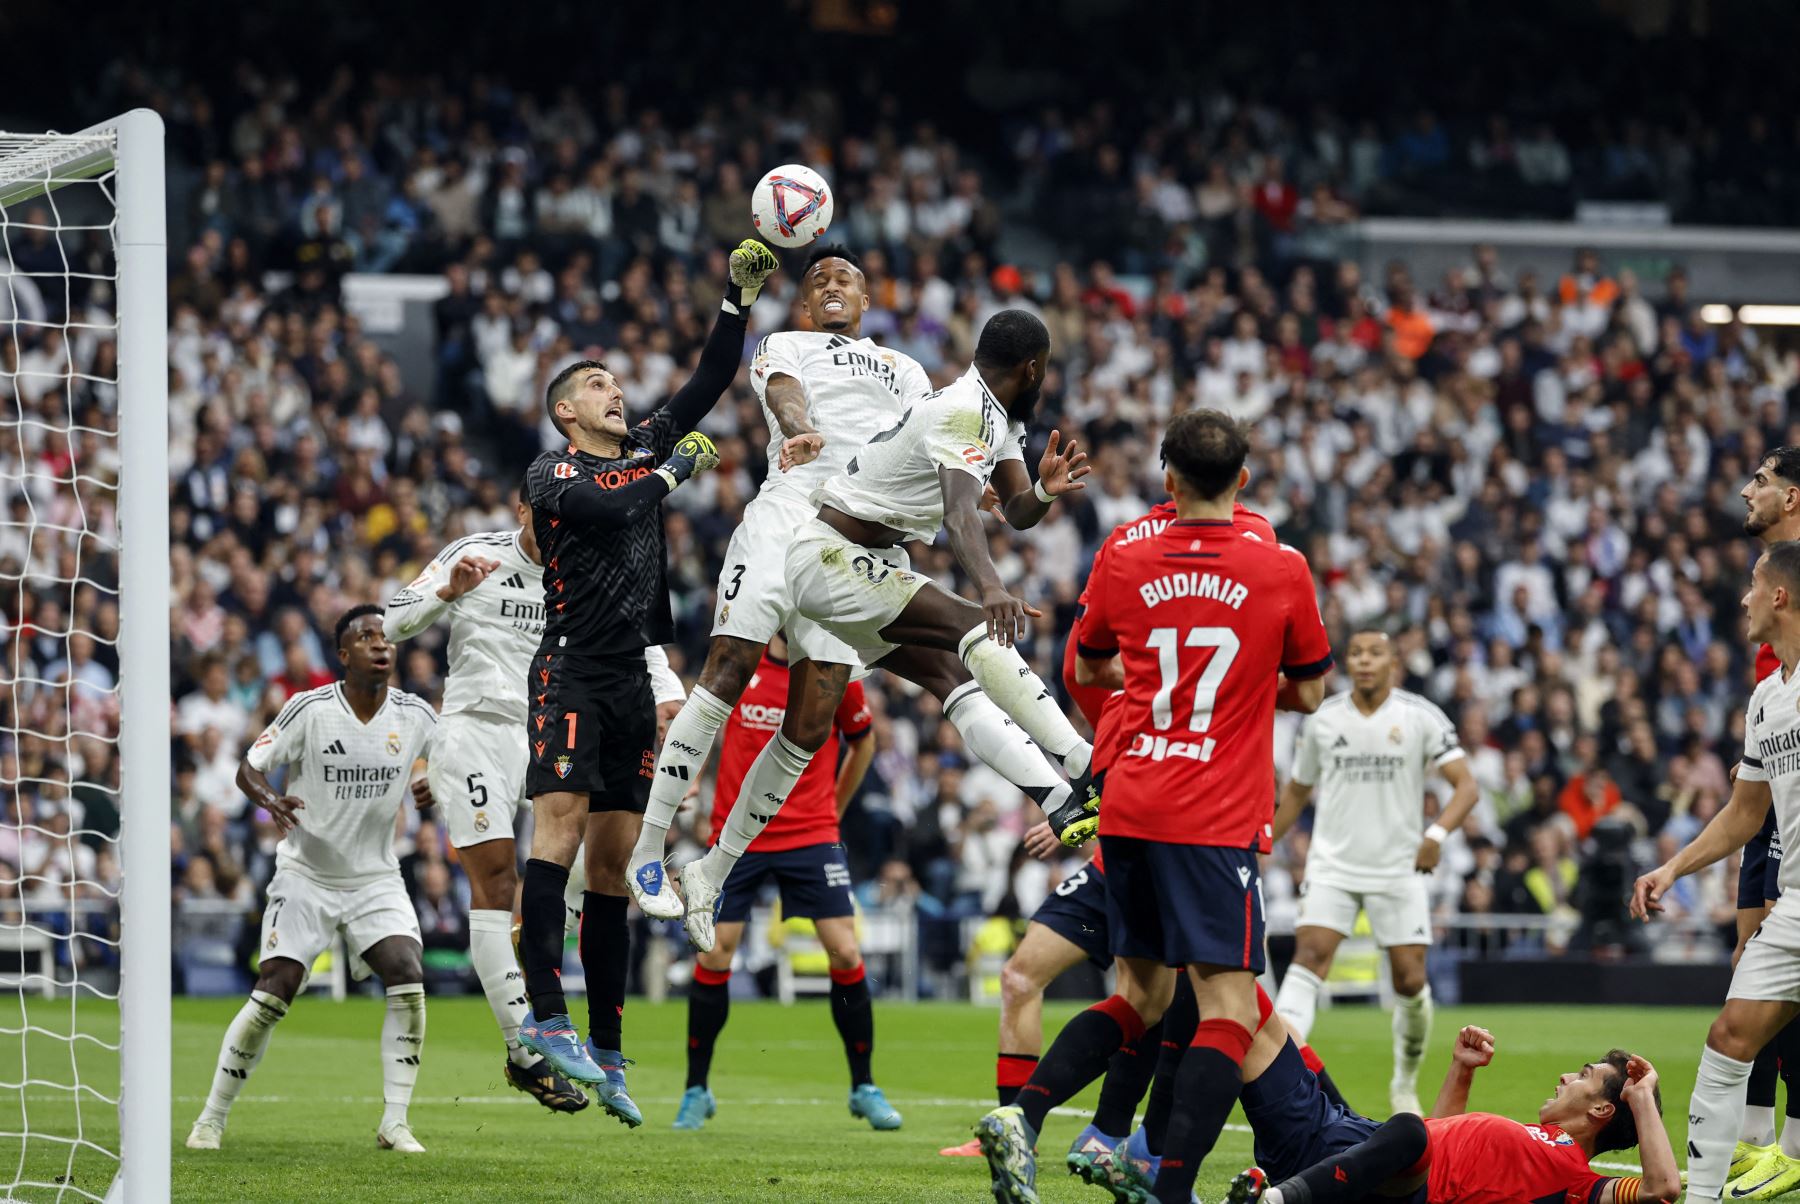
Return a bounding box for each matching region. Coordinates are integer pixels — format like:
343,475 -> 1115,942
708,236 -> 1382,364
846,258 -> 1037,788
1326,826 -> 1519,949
1146,626 -> 1241,731
466,772 -> 488,807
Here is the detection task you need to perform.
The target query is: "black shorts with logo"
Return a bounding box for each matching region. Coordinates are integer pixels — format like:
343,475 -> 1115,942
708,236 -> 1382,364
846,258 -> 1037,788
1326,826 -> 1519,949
526,652 -> 655,812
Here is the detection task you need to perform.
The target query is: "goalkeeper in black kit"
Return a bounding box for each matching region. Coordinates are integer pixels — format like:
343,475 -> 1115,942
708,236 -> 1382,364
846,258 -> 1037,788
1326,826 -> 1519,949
514,238 -> 778,1120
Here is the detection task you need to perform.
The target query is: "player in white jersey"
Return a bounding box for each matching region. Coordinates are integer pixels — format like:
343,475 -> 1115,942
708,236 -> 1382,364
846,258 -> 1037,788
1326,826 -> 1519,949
382,480 -> 685,1117
187,607 -> 438,1154
1271,629 -> 1479,1115
668,308 -> 1102,951
630,257 -> 1097,947
1635,542 -> 1800,1203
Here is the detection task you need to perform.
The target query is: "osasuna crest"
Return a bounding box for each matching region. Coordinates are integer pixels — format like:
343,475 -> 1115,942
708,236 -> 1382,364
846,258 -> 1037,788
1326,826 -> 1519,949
386,732 -> 402,756
555,756 -> 573,780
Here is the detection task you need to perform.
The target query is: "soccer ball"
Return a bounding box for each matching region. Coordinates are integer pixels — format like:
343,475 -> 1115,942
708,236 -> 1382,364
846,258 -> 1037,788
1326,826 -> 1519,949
750,164 -> 834,248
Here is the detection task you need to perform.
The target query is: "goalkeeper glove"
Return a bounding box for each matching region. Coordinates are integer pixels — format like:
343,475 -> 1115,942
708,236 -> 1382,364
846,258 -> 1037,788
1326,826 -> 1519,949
724,238 -> 779,312
1045,770 -> 1102,848
654,431 -> 721,491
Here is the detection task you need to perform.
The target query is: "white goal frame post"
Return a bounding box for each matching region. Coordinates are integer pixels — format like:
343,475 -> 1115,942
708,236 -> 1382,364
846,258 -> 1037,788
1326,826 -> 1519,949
0,109 -> 170,1203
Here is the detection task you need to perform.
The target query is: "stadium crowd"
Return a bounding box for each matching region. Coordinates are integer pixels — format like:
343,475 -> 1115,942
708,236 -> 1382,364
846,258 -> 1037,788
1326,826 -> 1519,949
1,57 -> 1790,997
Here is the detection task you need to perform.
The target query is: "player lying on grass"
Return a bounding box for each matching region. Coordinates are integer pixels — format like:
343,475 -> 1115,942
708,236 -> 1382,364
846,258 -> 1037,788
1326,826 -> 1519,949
1224,1024 -> 1677,1204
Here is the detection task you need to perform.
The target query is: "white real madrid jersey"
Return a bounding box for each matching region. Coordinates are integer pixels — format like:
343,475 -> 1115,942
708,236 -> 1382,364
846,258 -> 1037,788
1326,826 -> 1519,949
1291,688 -> 1464,891
812,365 -> 1026,542
385,530 -> 543,725
247,684 -> 437,889
1740,665 -> 1800,895
748,330 -> 931,505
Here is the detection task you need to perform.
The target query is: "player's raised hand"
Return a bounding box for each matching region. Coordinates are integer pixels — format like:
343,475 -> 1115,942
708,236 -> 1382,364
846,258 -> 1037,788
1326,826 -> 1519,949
1630,864 -> 1675,921
1452,1025 -> 1496,1069
410,777 -> 435,812
726,238 -> 779,309
657,432 -> 721,490
979,585 -> 1042,648
264,793 -> 305,834
1022,821 -> 1062,860
1622,1054 -> 1658,1101
779,432 -> 825,472
438,554 -> 500,601
1035,430 -> 1090,499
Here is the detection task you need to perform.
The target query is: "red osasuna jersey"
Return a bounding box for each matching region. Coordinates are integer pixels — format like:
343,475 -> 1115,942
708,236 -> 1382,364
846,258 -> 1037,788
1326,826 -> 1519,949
1423,1113 -> 1636,1204
1760,642 -> 1781,680
709,656 -> 871,853
1076,516 -> 1331,849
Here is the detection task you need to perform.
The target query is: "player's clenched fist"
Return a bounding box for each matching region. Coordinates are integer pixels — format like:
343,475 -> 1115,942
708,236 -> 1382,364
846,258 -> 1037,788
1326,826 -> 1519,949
656,432 -> 721,491
726,238 -> 779,309
779,432 -> 825,472
439,554 -> 500,602
1451,1025 -> 1496,1069
1629,864 -> 1674,921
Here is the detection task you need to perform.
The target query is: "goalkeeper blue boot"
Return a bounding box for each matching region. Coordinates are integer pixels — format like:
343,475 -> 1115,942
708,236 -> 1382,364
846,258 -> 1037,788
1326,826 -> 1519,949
671,1085 -> 716,1130
849,1082 -> 903,1130
584,1041 -> 643,1127
517,1011 -> 603,1086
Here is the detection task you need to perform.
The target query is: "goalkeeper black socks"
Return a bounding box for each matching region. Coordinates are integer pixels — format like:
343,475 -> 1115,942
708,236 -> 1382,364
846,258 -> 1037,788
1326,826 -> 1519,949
687,966 -> 731,1088
1094,1019 -> 1163,1136
1143,974 -> 1198,1155
520,859 -> 570,1017
1271,1112 -> 1429,1204
829,964 -> 874,1087
1018,994 -> 1145,1133
581,891 -> 629,1051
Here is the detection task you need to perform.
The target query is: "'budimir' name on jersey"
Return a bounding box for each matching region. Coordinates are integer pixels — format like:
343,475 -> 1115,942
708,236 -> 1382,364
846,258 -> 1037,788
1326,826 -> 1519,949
1137,571 -> 1249,610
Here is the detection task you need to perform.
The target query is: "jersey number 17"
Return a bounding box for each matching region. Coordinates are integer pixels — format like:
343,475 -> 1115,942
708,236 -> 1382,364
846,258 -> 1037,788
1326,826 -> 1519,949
1131,625 -> 1239,764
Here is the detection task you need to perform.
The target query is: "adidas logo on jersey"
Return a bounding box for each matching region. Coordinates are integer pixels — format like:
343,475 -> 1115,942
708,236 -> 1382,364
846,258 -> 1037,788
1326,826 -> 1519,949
324,739 -> 347,756
501,573 -> 525,589
1332,735 -> 1350,748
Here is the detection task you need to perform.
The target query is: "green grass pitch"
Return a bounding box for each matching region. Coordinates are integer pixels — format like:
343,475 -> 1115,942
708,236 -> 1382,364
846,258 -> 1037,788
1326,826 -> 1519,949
0,994 -> 1722,1201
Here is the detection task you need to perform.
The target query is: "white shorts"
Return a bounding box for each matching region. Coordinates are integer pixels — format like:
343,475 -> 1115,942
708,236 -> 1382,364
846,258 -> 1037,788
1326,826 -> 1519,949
1296,877 -> 1434,948
429,711 -> 528,848
259,868 -> 421,968
782,518 -> 929,667
713,494 -> 861,667
1731,894 -> 1800,1003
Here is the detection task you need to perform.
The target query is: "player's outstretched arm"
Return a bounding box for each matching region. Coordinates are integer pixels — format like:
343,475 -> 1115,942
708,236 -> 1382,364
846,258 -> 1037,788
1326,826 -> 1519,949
1630,775 -> 1772,920
987,430 -> 1088,530
649,240 -> 778,450
384,552 -> 497,641
1430,1024 -> 1495,1119
939,465 -> 1040,647
1616,1056 -> 1679,1204
551,432 -> 722,531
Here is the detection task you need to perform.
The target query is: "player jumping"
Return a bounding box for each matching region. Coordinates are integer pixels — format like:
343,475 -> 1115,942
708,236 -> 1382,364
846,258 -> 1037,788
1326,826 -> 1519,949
977,409 -> 1333,1204
512,239 -> 778,1110
1633,540 -> 1800,1203
629,250 -> 1097,946
187,607 -> 438,1154
1224,1023 -> 1677,1204
670,308 -> 1102,953
671,631 -> 901,1131
382,483 -> 685,1113
1272,629 -> 1479,1115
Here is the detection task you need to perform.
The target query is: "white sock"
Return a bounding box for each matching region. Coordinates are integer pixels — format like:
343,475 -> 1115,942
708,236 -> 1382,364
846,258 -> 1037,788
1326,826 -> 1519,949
1265,1190 -> 1285,1204
1689,1044 -> 1756,1200
1274,965 -> 1322,1044
703,731 -> 814,885
957,626 -> 1090,777
469,910 -> 531,1068
1744,1103 -> 1777,1147
1782,1114 -> 1800,1159
199,989 -> 287,1126
944,683 -> 1072,810
635,686 -> 733,860
1391,984 -> 1432,1092
381,983 -> 427,1129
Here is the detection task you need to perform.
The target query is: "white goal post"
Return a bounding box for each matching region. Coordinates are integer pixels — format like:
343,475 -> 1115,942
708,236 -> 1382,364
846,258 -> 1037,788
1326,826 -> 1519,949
0,109 -> 169,1204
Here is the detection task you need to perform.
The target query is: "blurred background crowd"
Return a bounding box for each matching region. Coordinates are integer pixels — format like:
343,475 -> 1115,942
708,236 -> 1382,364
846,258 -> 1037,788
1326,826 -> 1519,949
2,0 -> 1796,998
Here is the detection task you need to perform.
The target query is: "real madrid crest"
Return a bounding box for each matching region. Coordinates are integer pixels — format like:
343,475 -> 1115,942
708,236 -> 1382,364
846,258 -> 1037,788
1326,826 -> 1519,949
473,811 -> 489,834
386,731 -> 401,756
1387,726 -> 1403,744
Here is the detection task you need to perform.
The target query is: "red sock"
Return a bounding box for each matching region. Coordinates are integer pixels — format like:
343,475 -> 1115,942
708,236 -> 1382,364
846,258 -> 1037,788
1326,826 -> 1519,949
997,1052 -> 1038,1106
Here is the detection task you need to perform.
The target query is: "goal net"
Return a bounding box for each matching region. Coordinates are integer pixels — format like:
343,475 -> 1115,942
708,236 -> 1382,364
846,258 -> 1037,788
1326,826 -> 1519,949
0,113 -> 168,1204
